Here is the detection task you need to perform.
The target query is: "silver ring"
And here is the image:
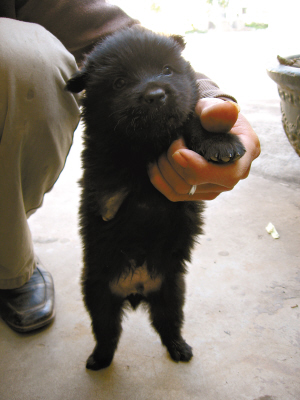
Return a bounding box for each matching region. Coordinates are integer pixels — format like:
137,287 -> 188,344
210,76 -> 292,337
188,185 -> 197,196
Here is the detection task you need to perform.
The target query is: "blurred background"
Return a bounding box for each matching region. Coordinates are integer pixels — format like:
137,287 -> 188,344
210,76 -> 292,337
109,0 -> 299,98
111,0 -> 294,35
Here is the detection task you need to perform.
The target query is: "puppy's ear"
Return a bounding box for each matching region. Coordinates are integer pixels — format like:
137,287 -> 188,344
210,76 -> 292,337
170,35 -> 186,51
65,69 -> 88,93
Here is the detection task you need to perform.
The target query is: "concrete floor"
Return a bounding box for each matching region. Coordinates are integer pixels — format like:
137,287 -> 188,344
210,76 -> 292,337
1,30 -> 300,400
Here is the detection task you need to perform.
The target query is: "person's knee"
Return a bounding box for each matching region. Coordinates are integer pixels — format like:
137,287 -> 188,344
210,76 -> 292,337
0,18 -> 78,84
0,18 -> 80,214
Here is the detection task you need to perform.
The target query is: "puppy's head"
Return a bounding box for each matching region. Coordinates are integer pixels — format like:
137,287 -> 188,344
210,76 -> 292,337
67,27 -> 198,143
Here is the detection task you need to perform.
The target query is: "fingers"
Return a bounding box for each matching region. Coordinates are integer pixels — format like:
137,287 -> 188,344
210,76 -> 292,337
148,156 -> 231,202
171,147 -> 246,188
170,113 -> 260,188
169,141 -> 240,188
159,151 -> 232,194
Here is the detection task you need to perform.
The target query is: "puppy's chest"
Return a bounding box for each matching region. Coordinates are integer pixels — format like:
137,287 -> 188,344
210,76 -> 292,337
109,264 -> 163,298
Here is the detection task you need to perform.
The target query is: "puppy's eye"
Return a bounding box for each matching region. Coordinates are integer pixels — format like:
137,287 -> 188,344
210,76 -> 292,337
162,66 -> 173,75
113,78 -> 126,90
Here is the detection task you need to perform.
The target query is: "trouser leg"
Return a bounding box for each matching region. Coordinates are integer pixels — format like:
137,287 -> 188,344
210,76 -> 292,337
0,18 -> 80,289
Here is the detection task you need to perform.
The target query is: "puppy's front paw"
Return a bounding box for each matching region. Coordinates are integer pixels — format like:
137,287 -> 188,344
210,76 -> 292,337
167,338 -> 193,362
199,132 -> 246,164
97,189 -> 129,221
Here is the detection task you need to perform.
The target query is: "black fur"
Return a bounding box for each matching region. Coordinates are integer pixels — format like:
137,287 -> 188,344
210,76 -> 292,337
66,27 -> 245,370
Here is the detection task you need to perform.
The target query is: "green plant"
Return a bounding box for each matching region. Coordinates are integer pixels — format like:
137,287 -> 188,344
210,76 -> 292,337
150,3 -> 161,13
245,22 -> 268,29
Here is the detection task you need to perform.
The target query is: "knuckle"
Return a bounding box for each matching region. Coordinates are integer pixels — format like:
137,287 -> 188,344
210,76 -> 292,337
185,176 -> 198,186
205,193 -> 220,201
241,167 -> 250,180
167,192 -> 180,202
173,184 -> 188,195
222,186 -> 234,192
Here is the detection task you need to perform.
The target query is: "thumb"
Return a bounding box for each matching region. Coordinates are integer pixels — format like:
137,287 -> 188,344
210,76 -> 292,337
195,98 -> 240,133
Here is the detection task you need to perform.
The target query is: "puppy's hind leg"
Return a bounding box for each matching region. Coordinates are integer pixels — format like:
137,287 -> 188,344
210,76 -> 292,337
83,284 -> 124,370
147,273 -> 193,362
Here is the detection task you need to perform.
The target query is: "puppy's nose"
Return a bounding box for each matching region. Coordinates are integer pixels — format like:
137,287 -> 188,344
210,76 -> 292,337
143,88 -> 166,105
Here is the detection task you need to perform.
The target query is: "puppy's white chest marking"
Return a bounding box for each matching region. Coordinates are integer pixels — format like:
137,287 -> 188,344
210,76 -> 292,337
109,264 -> 162,297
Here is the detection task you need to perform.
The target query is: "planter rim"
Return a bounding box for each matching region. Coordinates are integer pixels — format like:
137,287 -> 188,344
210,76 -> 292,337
267,55 -> 300,92
267,55 -> 300,74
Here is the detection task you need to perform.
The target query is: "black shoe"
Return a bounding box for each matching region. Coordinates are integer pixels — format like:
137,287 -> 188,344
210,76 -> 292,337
0,260 -> 55,333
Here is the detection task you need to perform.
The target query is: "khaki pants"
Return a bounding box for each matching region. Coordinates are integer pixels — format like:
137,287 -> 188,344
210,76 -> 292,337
0,18 -> 80,289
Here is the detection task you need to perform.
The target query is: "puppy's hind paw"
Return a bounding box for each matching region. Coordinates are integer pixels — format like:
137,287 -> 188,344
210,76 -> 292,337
86,353 -> 113,371
167,338 -> 193,362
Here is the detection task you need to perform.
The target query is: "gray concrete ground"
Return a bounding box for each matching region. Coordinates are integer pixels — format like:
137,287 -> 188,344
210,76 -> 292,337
1,30 -> 300,400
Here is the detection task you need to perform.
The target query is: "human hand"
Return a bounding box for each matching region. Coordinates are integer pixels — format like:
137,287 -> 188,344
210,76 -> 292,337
148,98 -> 260,201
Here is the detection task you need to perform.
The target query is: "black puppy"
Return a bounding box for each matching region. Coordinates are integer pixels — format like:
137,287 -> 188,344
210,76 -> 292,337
67,27 -> 245,370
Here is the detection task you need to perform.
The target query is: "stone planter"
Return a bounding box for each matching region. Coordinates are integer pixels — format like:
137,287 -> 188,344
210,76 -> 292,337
267,55 -> 300,156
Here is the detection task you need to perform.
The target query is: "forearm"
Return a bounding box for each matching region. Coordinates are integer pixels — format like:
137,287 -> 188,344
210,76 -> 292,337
16,0 -> 139,64
196,72 -> 237,102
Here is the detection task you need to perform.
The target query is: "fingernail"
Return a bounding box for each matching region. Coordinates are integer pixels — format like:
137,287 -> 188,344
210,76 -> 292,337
226,100 -> 241,113
172,150 -> 189,168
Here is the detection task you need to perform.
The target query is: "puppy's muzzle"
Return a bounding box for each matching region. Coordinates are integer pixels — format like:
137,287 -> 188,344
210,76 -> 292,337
143,87 -> 167,106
